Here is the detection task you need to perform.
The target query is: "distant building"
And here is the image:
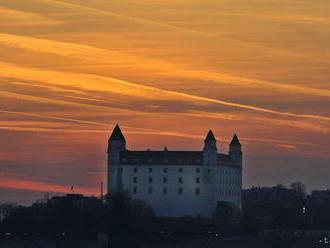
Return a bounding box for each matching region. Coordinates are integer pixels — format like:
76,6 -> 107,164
243,186 -> 297,204
48,194 -> 100,208
107,125 -> 242,218
311,190 -> 330,203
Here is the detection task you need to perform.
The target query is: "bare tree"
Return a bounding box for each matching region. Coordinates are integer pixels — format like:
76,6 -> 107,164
290,182 -> 306,196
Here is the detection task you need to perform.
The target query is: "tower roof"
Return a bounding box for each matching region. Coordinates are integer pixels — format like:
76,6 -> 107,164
230,134 -> 241,146
205,130 -> 216,141
109,124 -> 126,141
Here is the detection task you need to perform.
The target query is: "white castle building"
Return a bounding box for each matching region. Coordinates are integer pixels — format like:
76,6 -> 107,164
107,125 -> 242,218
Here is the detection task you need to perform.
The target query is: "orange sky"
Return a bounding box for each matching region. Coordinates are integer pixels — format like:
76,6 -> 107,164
0,0 -> 329,204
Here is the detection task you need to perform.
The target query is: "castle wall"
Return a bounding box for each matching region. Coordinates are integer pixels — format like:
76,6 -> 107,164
109,164 -> 241,218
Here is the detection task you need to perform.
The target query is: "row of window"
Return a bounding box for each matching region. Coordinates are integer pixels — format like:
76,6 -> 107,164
124,158 -> 202,163
133,167 -> 203,173
222,169 -> 240,176
133,177 -> 200,184
216,176 -> 240,186
131,176 -> 238,185
132,187 -> 201,195
218,189 -> 241,197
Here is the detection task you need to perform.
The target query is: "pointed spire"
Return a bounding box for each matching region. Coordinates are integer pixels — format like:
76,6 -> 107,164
109,124 -> 126,141
230,134 -> 241,146
205,130 -> 216,141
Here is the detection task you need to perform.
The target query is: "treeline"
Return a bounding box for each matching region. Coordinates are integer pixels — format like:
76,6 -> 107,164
0,192 -> 236,247
242,182 -> 330,231
1,182 -> 330,246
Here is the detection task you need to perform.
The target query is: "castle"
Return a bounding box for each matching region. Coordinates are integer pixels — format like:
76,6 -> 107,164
107,125 -> 242,218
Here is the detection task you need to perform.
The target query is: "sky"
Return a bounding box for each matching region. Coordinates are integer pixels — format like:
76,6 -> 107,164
0,0 -> 329,205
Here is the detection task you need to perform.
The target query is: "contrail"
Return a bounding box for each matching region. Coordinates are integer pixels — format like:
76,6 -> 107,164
0,32 -> 329,97
47,0 -> 329,63
0,110 -> 109,126
0,62 -> 329,121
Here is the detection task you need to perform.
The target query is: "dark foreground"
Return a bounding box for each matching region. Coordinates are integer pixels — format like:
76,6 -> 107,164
2,231 -> 330,248
3,186 -> 330,247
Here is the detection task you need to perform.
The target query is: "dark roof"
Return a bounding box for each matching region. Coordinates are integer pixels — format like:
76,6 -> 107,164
109,124 -> 126,141
205,130 -> 216,141
217,154 -> 234,166
119,150 -> 236,167
120,151 -> 203,165
230,134 -> 241,146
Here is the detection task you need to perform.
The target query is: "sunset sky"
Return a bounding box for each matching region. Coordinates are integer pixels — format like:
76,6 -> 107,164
0,0 -> 329,204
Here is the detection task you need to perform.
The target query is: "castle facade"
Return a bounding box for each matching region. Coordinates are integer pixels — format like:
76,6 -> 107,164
107,125 -> 242,218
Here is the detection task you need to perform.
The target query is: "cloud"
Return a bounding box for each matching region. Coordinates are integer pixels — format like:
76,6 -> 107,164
0,6 -> 61,26
0,176 -> 98,195
215,12 -> 330,25
0,112 -> 318,148
0,62 -> 329,122
0,110 -> 110,127
275,144 -> 297,150
0,32 -> 329,98
45,0 -> 330,64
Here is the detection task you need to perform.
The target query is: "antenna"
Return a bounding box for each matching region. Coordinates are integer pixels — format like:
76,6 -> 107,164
100,181 -> 104,201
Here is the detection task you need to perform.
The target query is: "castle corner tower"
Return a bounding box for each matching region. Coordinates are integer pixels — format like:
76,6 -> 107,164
203,130 -> 218,165
229,134 -> 242,167
107,124 -> 126,194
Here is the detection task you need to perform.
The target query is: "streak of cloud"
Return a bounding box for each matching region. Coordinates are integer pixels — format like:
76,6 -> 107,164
47,0 -> 329,63
0,6 -> 61,26
0,176 -> 98,195
0,62 -> 329,121
0,33 -> 329,97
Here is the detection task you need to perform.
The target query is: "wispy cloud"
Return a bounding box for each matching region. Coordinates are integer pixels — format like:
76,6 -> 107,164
0,62 -> 329,121
0,176 -> 98,195
0,6 -> 61,26
0,33 -> 328,97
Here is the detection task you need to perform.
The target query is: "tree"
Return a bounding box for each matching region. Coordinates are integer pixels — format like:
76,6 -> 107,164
290,182 -> 306,197
214,201 -> 241,225
0,203 -> 19,222
130,199 -> 155,217
275,184 -> 286,189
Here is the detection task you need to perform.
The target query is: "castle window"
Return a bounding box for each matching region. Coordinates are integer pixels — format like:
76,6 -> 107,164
178,188 -> 182,194
163,177 -> 167,183
163,168 -> 168,173
163,188 -> 167,194
196,188 -> 200,195
148,187 -> 153,194
133,177 -> 138,183
196,178 -> 200,184
133,168 -> 137,173
149,168 -> 153,173
133,187 -> 137,194
178,168 -> 183,173
178,177 -> 183,183
196,168 -> 200,173
149,177 -> 153,183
